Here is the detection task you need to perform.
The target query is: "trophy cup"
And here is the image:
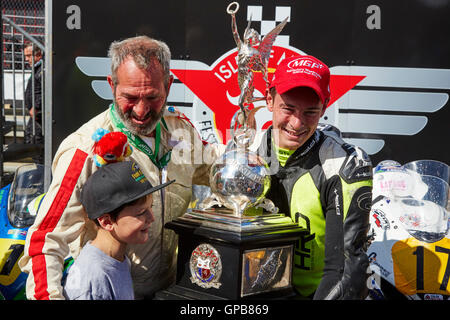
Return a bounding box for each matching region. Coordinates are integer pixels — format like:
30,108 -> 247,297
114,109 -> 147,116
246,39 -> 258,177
155,2 -> 305,300
194,0 -> 289,220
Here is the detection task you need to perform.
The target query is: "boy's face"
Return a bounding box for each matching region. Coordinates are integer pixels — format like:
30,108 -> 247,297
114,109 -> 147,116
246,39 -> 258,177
112,194 -> 155,244
267,86 -> 326,150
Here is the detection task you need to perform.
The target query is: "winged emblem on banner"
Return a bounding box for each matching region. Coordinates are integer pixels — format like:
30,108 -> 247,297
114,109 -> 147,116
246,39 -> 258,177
75,56 -> 450,155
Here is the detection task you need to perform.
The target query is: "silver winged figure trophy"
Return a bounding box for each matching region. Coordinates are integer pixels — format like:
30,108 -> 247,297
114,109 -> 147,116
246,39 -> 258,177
195,2 -> 289,216
227,1 -> 288,147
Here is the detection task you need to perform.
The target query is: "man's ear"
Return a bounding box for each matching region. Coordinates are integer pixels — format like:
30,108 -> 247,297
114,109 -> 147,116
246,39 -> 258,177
266,89 -> 274,112
320,98 -> 330,117
97,214 -> 114,231
167,74 -> 174,93
107,75 -> 115,92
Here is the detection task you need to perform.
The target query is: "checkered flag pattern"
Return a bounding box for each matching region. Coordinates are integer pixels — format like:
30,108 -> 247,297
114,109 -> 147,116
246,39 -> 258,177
246,5 -> 291,46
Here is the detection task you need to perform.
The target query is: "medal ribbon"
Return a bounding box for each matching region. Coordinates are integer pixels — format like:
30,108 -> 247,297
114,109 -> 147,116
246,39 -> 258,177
109,104 -> 171,169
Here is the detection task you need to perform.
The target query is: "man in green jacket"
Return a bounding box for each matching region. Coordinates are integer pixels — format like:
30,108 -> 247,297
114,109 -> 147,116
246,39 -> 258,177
254,55 -> 373,299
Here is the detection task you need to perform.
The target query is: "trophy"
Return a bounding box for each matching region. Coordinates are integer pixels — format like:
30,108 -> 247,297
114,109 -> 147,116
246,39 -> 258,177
197,1 -> 288,217
155,2 -> 305,300
227,1 -> 288,149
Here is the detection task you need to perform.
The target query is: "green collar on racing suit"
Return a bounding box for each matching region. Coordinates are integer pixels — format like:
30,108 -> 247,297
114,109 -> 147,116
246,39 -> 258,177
109,104 -> 171,169
272,138 -> 296,167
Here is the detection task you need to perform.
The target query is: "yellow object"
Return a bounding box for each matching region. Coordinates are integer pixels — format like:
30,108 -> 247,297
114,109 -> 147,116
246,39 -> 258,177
0,239 -> 25,286
392,237 -> 450,295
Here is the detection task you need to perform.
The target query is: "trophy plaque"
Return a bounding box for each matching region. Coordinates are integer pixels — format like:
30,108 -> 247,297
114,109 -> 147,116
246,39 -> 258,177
155,2 -> 304,300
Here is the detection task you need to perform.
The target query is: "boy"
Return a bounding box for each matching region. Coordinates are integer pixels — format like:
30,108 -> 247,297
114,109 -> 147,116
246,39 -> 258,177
63,161 -> 174,300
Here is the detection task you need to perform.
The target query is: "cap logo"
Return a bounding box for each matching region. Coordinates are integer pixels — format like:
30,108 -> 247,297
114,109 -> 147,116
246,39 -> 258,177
281,57 -> 325,81
131,162 -> 148,184
287,57 -> 324,70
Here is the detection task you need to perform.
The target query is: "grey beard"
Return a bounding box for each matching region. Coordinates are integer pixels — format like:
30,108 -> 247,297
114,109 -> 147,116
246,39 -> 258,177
114,101 -> 164,136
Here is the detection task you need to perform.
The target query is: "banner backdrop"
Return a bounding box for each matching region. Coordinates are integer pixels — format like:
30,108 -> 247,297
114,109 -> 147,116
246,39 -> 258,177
53,0 -> 450,166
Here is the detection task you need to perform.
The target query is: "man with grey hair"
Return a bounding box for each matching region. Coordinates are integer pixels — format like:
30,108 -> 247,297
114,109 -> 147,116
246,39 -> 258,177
19,35 -> 224,300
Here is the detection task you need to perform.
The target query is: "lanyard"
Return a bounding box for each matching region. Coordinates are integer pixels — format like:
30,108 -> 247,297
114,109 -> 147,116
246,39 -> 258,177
109,104 -> 171,169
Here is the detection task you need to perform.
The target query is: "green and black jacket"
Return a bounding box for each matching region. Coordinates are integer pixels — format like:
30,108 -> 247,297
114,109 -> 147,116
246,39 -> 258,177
255,126 -> 373,299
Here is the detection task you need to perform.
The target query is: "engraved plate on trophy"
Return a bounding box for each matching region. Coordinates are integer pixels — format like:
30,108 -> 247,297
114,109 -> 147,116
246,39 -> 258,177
241,245 -> 293,297
189,243 -> 223,289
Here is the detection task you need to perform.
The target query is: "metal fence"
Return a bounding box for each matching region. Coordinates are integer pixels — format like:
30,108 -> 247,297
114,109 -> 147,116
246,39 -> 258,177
1,0 -> 45,180
2,0 -> 45,70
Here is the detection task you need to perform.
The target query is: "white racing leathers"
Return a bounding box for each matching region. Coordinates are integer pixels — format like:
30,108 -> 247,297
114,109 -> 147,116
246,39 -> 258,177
19,107 -> 224,300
